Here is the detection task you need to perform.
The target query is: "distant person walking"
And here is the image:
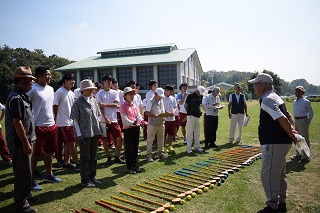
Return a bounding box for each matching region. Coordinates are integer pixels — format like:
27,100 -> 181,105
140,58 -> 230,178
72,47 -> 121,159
291,85 -> 314,162
248,73 -> 297,213
5,67 -> 38,213
228,83 -> 248,144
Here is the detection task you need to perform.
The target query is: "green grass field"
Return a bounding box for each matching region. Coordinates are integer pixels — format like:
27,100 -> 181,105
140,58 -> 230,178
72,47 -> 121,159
0,101 -> 319,213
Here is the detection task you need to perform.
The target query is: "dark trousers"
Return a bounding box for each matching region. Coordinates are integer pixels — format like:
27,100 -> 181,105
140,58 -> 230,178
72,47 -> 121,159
205,115 -> 218,145
0,129 -> 11,162
13,143 -> 33,209
79,136 -> 99,184
123,127 -> 140,170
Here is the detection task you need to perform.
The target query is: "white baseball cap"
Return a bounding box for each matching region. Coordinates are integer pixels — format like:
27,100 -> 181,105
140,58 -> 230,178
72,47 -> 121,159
196,86 -> 205,96
155,88 -> 165,97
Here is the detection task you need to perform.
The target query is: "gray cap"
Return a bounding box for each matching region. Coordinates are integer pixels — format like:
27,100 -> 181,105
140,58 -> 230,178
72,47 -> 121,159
248,73 -> 273,84
212,87 -> 221,95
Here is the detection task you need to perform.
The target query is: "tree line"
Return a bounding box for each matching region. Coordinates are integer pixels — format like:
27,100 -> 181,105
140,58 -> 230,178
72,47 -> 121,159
1,45 -> 318,103
202,70 -> 320,98
0,45 -> 74,103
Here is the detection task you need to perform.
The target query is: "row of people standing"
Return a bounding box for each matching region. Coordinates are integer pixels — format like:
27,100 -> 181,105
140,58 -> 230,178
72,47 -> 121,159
3,66 -> 313,213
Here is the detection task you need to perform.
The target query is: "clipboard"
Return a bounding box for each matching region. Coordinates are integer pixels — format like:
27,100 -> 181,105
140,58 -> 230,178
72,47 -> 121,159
158,112 -> 174,117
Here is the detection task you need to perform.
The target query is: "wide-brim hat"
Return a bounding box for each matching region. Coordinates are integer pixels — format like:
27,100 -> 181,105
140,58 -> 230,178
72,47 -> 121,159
80,79 -> 97,91
123,87 -> 138,97
12,66 -> 36,80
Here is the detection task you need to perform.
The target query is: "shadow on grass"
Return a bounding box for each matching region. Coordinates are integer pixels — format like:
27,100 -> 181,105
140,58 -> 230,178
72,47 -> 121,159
286,160 -> 307,173
0,183 -> 83,213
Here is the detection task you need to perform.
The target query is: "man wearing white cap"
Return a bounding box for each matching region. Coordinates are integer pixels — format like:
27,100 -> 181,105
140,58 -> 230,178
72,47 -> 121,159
291,85 -> 313,162
145,88 -> 167,162
248,73 -> 297,213
184,86 -> 205,154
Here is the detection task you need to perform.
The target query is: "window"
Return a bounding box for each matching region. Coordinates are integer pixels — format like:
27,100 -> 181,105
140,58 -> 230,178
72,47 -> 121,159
137,66 -> 154,90
158,65 -> 177,88
98,69 -> 113,82
81,70 -> 94,81
117,68 -> 132,89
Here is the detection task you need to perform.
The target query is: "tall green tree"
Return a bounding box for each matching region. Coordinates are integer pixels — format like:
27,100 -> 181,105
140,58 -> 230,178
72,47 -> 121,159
0,44 -> 74,103
247,70 -> 283,99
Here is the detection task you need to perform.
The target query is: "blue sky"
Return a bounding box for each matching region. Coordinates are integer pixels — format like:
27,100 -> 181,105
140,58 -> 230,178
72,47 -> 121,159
1,0 -> 319,85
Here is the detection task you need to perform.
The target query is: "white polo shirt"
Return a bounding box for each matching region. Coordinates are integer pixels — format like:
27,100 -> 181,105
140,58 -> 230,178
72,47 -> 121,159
162,96 -> 176,121
28,83 -> 55,127
96,89 -> 119,123
53,87 -> 74,127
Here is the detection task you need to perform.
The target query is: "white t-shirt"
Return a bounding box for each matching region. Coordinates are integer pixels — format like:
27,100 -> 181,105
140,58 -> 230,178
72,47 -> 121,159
176,92 -> 188,113
133,94 -> 142,111
162,96 -> 177,121
74,88 -> 81,99
53,87 -> 74,127
115,89 -> 124,112
96,89 -> 119,123
142,99 -> 147,109
28,83 -> 55,127
145,90 -> 155,102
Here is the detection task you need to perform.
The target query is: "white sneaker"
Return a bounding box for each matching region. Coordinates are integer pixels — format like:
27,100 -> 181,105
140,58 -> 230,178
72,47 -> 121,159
187,149 -> 193,154
195,147 -> 204,152
157,153 -> 168,159
146,155 -> 154,162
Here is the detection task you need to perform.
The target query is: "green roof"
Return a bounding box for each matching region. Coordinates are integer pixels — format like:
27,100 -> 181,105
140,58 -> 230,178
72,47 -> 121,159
97,43 -> 177,54
55,48 -> 202,73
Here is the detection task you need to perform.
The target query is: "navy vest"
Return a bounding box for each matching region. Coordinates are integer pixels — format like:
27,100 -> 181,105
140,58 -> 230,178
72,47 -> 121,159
231,93 -> 244,114
258,101 -> 291,145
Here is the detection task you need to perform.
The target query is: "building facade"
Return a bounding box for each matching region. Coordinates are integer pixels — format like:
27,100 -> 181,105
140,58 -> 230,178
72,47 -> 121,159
55,43 -> 203,96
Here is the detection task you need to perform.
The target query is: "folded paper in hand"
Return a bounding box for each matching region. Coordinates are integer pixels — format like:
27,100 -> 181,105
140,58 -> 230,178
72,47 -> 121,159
243,115 -> 250,126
